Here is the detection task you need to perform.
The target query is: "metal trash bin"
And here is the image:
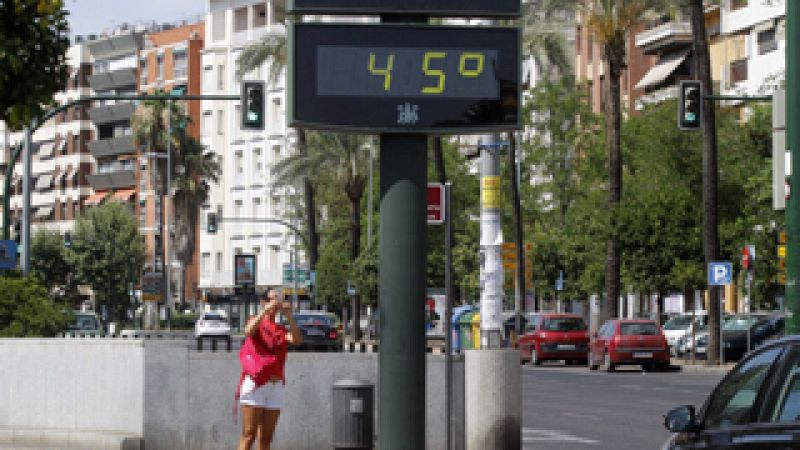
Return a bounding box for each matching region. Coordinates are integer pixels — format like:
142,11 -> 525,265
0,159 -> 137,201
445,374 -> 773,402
332,380 -> 374,449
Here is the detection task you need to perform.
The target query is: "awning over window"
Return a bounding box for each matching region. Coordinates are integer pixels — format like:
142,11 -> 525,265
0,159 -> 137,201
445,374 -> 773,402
35,206 -> 53,219
114,188 -> 136,202
634,49 -> 691,90
85,191 -> 109,206
35,173 -> 53,191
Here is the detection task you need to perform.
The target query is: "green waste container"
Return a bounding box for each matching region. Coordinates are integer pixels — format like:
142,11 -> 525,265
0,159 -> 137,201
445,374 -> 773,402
459,311 -> 476,350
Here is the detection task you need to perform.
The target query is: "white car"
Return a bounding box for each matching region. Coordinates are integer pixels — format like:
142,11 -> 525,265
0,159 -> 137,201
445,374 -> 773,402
662,312 -> 707,355
195,311 -> 231,337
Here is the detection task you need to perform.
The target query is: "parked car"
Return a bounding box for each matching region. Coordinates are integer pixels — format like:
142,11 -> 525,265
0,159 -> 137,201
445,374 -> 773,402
194,311 -> 231,337
683,314 -> 784,361
663,335 -> 800,449
292,313 -> 340,351
65,311 -> 103,335
588,319 -> 670,372
663,312 -> 708,356
518,313 -> 589,366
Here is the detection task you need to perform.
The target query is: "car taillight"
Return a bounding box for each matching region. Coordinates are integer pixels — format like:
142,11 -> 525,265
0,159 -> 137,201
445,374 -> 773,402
329,330 -> 338,340
613,335 -> 622,345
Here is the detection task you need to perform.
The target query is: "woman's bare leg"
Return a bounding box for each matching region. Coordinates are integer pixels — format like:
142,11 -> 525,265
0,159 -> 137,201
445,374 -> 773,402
257,408 -> 281,450
238,405 -> 261,450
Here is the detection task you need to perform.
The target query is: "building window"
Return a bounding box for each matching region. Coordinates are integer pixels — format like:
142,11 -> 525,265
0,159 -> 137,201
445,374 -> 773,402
234,7 -> 249,32
254,3 -> 267,28
173,51 -> 188,79
758,28 -> 777,55
60,203 -> 67,220
729,58 -> 748,85
212,11 -> 226,41
235,151 -> 244,173
235,199 -> 243,217
268,246 -> 278,269
217,109 -> 224,135
217,64 -> 225,91
202,110 -> 212,137
253,197 -> 261,218
254,148 -> 263,174
202,252 -> 211,275
139,58 -> 148,85
272,145 -> 281,164
157,54 -> 164,80
731,0 -> 748,11
215,252 -> 222,271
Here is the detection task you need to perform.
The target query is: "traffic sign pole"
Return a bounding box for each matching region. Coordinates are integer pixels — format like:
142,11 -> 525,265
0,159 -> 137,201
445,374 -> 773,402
786,0 -> 800,335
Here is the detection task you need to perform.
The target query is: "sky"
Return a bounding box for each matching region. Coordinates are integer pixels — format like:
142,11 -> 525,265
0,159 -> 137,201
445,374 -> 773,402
65,0 -> 206,37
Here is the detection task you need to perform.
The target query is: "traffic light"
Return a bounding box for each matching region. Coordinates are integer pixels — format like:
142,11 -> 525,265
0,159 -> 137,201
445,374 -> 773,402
64,232 -> 72,248
241,81 -> 265,130
12,219 -> 20,245
678,80 -> 702,130
207,212 -> 218,234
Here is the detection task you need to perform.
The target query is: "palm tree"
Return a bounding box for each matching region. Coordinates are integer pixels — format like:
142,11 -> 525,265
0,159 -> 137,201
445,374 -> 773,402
272,132 -> 373,339
554,0 -> 669,323
521,0 -> 576,79
237,35 -> 319,280
132,94 -> 220,308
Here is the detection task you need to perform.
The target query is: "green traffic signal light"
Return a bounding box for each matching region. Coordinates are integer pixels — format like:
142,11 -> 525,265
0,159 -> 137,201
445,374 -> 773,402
207,212 -> 218,234
678,80 -> 702,130
241,81 -> 265,130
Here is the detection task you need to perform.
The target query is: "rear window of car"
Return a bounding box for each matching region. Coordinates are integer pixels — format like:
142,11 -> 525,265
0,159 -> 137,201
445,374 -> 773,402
620,322 -> 658,336
541,318 -> 587,332
202,313 -> 227,321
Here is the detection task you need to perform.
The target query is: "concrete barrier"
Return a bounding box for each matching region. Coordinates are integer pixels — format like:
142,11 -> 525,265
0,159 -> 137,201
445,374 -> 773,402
465,349 -> 521,450
0,339 -> 465,450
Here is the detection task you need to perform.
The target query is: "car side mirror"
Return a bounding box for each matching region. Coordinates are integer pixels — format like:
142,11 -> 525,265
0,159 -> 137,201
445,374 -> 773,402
664,405 -> 700,433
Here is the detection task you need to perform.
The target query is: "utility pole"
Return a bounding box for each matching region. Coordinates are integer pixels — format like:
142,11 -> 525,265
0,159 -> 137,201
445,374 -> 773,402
480,136 -> 504,348
786,0 -> 800,335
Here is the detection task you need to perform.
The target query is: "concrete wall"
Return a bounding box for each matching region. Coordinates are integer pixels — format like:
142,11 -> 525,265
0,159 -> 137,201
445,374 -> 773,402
0,339 -> 465,450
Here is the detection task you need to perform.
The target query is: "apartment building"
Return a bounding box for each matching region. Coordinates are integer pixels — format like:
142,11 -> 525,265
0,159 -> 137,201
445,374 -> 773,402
137,22 -> 205,306
1,41 -> 95,237
199,0 -> 300,305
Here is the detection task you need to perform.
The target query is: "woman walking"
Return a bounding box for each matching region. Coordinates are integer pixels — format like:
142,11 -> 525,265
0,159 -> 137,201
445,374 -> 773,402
237,289 -> 302,450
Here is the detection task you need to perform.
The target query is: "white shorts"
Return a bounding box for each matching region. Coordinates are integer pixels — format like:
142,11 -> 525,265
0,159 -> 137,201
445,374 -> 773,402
239,376 -> 285,409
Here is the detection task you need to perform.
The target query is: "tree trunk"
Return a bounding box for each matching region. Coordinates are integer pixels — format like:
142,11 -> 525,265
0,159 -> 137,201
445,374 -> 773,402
347,177 -> 365,341
433,137 -> 446,184
690,0 -> 720,365
603,40 -> 623,323
509,133 -> 529,318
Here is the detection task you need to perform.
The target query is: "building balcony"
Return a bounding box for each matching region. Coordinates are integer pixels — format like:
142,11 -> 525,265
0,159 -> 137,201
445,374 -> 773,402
635,21 -> 692,55
87,67 -> 137,92
88,102 -> 135,125
635,85 -> 680,111
87,136 -> 136,158
86,169 -> 136,191
86,33 -> 144,61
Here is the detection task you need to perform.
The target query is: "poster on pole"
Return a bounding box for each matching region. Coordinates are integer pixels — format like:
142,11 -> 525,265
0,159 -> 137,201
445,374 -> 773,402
234,254 -> 256,286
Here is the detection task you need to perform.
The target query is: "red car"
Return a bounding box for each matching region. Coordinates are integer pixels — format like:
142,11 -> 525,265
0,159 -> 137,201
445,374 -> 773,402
588,319 -> 670,372
518,313 -> 589,366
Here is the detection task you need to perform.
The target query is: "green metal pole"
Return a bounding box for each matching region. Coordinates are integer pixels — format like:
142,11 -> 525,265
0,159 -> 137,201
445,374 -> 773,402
379,134 -> 427,450
786,0 -> 800,335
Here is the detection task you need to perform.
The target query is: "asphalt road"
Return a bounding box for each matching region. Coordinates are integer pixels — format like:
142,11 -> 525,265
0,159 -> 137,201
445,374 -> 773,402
522,363 -> 725,450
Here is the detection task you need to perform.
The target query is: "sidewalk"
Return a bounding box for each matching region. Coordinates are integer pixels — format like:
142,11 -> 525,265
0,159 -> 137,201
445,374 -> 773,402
672,358 -> 736,373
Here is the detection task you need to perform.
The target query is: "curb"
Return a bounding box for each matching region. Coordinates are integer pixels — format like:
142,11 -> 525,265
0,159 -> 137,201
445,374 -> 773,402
672,362 -> 734,373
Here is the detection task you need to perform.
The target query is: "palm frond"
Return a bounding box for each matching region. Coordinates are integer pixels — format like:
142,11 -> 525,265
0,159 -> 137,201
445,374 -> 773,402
236,34 -> 287,83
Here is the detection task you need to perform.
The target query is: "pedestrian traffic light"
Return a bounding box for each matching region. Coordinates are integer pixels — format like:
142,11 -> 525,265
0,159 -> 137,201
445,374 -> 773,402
678,80 -> 702,130
207,212 -> 218,234
241,81 -> 265,130
12,219 -> 20,245
64,232 -> 72,248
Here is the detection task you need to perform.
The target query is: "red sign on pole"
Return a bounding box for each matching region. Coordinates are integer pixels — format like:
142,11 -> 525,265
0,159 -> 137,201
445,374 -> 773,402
427,183 -> 445,225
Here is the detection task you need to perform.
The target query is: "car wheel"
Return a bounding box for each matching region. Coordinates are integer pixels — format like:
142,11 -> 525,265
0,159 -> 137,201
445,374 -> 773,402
530,348 -> 541,366
602,351 -> 615,372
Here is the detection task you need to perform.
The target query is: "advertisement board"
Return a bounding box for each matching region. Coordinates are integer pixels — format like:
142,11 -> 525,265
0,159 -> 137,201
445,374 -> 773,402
234,254 -> 257,286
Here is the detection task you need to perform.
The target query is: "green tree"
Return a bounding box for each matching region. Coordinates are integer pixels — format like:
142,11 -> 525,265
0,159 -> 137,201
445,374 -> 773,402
0,275 -> 70,337
69,201 -> 145,323
30,228 -> 77,301
132,95 -> 220,302
0,0 -> 70,129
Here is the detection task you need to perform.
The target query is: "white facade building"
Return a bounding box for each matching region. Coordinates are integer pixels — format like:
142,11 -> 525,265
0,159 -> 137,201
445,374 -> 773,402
199,0 -> 298,296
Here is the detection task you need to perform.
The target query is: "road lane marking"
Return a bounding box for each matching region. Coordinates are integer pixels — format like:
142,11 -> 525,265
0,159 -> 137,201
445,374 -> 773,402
522,428 -> 600,445
561,412 -> 602,421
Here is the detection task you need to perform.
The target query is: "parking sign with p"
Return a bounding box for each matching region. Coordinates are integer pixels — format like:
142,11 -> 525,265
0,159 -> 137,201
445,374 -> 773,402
708,262 -> 733,286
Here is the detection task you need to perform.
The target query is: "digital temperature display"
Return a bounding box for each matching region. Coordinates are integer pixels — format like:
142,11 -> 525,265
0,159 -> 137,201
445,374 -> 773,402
317,47 -> 499,98
287,0 -> 521,17
290,24 -> 520,133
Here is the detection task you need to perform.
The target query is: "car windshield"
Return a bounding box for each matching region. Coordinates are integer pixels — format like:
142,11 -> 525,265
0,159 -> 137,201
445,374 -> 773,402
294,315 -> 333,327
724,316 -> 760,331
663,316 -> 693,330
620,323 -> 658,336
541,318 -> 587,332
74,316 -> 98,330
